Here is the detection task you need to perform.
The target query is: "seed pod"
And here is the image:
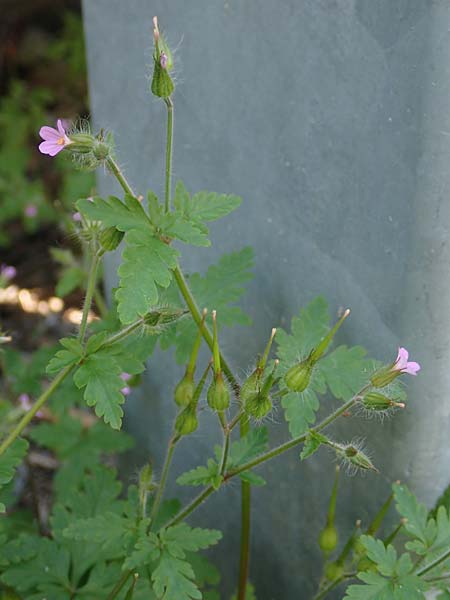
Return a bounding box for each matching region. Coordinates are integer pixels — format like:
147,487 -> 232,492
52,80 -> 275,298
174,370 -> 195,407
319,525 -> 339,554
343,445 -> 378,473
207,371 -> 230,411
324,561 -> 343,581
285,357 -> 313,392
175,404 -> 198,435
362,391 -> 404,412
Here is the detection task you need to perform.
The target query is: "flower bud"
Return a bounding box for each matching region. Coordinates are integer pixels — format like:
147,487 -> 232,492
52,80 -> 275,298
174,370 -> 195,407
245,391 -> 272,420
361,391 -> 404,412
142,307 -> 189,329
310,308 -> 350,362
175,404 -> 198,436
207,372 -> 230,411
138,463 -> 154,492
92,139 -> 111,161
324,560 -> 343,581
151,17 -> 174,98
319,525 -> 338,554
370,367 -> 400,388
285,357 -> 313,392
99,227 -> 125,252
67,132 -> 96,154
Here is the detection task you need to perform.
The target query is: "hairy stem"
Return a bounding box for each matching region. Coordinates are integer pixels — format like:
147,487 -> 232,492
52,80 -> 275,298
79,250 -> 103,343
238,417 -> 251,600
0,365 -> 74,456
94,286 -> 108,318
150,436 -> 179,526
164,97 -> 174,213
106,156 -> 136,197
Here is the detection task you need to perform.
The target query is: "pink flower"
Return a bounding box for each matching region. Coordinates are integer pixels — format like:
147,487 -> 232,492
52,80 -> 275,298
18,393 -> 32,411
1,264 -> 16,281
121,372 -> 132,382
393,347 -> 420,376
72,212 -> 82,222
24,204 -> 37,218
121,386 -> 131,396
38,119 -> 72,156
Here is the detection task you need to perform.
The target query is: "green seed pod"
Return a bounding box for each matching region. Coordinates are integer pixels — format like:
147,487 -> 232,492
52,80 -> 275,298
285,358 -> 313,392
142,307 -> 188,328
240,370 -> 260,405
175,405 -> 198,435
92,139 -> 111,161
319,525 -> 339,554
174,370 -> 195,407
324,560 -> 343,582
343,445 -> 378,473
207,372 -> 230,411
68,132 -> 96,154
99,227 -> 125,252
245,391 -> 272,419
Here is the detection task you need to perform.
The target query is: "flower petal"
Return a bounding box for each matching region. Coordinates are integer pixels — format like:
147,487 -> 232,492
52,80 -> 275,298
405,361 -> 420,375
57,119 -> 66,135
38,140 -> 64,156
395,347 -> 409,371
39,126 -> 60,141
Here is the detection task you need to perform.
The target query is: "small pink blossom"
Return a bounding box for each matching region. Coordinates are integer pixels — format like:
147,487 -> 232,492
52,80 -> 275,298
393,347 -> 420,376
38,119 -> 72,157
160,52 -> 168,69
24,204 -> 38,218
73,212 -> 82,222
121,386 -> 131,396
18,393 -> 32,411
121,372 -> 132,382
1,264 -> 16,281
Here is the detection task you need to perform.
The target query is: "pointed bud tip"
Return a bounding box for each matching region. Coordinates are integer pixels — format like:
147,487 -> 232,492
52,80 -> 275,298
343,308 -> 351,318
212,309 -> 217,320
274,359 -> 280,365
355,519 -> 362,528
271,327 -> 277,338
202,307 -> 208,317
335,465 -> 340,473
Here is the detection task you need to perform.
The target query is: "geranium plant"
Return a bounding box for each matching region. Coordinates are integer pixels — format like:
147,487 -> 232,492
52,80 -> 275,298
1,17 -> 449,600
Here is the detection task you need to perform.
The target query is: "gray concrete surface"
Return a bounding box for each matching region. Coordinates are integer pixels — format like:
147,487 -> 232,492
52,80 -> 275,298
82,1 -> 450,597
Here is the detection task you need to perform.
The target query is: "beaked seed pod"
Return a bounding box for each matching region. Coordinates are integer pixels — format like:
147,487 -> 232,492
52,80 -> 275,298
362,391 -> 404,412
240,370 -> 260,405
324,561 -> 343,582
285,358 -> 313,392
245,391 -> 272,419
175,405 -> 198,435
99,227 -> 125,252
174,371 -> 195,407
207,372 -> 230,411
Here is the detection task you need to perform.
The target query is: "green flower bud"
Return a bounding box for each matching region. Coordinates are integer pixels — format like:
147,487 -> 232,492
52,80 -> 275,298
370,367 -> 400,388
174,370 -> 195,407
240,370 -> 260,405
142,307 -> 188,329
319,525 -> 338,554
68,132 -> 96,154
207,372 -> 230,411
175,404 -> 198,435
342,445 -> 378,473
151,16 -> 174,98
362,391 -> 404,412
285,357 -> 313,392
99,227 -> 124,252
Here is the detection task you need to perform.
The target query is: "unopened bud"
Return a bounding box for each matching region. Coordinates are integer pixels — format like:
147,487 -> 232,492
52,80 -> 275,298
175,404 -> 198,435
362,391 -> 405,412
174,370 -> 195,407
138,463 -> 153,492
341,444 -> 378,473
68,132 -> 96,154
285,357 -> 313,392
324,560 -> 343,581
207,371 -> 230,411
99,227 -> 124,251
245,390 -> 272,419
310,308 -> 350,362
142,307 -> 188,328
370,367 -> 400,388
151,16 -> 174,98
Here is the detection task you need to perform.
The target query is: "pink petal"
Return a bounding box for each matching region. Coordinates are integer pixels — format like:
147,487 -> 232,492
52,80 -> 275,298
57,119 -> 66,135
39,126 -> 60,141
395,347 -> 409,371
39,140 -> 64,156
405,361 -> 421,375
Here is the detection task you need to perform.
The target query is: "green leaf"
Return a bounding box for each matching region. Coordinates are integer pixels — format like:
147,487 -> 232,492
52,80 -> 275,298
300,430 -> 329,460
238,471 -> 266,486
73,352 -> 125,429
46,337 -> 84,374
174,181 -> 241,222
177,459 -> 220,487
281,388 -> 319,438
77,194 -> 150,232
227,427 -> 268,468
56,266 -> 85,297
116,229 -> 179,323
162,523 -> 222,555
152,554 -> 201,600
393,483 -> 435,553
0,439 -> 29,512
317,345 -> 371,401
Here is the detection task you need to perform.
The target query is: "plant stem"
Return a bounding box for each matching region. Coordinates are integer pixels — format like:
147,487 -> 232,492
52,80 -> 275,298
313,573 -> 356,600
416,547 -> 450,577
237,415 -> 251,600
0,365 -> 74,456
100,319 -> 143,348
149,436 -> 179,526
79,250 -> 103,343
165,394 -> 361,529
172,266 -> 239,393
218,425 -> 230,475
164,97 -> 174,213
106,570 -> 132,600
94,286 -> 108,318
106,157 -> 136,197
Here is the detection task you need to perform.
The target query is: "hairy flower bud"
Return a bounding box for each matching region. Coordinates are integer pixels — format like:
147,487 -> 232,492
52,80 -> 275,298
99,227 -> 125,252
342,444 -> 378,473
324,560 -> 343,581
285,357 -> 313,392
142,307 -> 188,329
245,391 -> 272,420
207,372 -> 230,411
151,16 -> 174,98
174,370 -> 195,407
175,404 -> 198,436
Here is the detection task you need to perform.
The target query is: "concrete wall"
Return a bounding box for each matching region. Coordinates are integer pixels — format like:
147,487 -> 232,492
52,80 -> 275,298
82,1 -> 450,597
